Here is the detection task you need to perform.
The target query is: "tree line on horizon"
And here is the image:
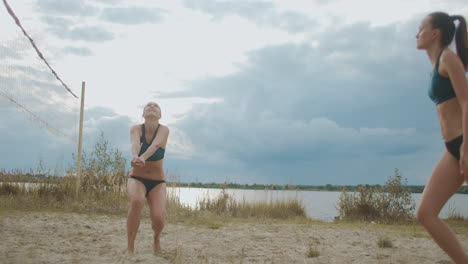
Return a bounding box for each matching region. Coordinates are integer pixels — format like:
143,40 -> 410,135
2,168 -> 468,194
171,181 -> 468,194
2,167 -> 467,194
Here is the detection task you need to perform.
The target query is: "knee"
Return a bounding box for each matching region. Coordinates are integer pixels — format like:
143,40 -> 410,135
416,208 -> 426,224
151,215 -> 165,232
416,207 -> 436,225
130,198 -> 145,210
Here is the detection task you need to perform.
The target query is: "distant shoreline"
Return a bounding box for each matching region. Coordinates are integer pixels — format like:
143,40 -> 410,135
170,182 -> 468,194
1,174 -> 467,194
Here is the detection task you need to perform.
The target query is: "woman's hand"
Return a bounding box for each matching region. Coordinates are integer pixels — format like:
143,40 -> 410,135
459,143 -> 468,175
131,157 -> 145,168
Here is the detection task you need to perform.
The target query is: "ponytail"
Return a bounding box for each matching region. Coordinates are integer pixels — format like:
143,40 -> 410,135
429,12 -> 468,71
451,15 -> 468,71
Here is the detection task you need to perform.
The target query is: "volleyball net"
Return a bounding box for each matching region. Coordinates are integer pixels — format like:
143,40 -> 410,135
0,0 -> 80,143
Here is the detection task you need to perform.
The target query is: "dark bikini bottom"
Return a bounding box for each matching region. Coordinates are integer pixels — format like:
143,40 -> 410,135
445,135 -> 463,161
130,176 -> 165,196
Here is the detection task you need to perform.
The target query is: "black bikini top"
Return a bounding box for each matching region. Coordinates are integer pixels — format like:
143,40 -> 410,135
138,124 -> 165,161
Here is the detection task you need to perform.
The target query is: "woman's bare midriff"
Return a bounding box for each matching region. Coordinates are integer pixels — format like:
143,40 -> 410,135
437,97 -> 463,142
130,161 -> 165,181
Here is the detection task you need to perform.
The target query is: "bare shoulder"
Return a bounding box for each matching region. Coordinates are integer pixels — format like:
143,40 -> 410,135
159,124 -> 170,133
441,49 -> 462,65
440,49 -> 464,76
130,124 -> 142,133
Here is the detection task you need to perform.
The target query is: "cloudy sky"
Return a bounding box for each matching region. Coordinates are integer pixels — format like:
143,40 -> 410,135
1,0 -> 467,185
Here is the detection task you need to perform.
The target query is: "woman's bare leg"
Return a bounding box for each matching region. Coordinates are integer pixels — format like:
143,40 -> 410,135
147,183 -> 166,252
417,151 -> 468,263
126,178 -> 146,254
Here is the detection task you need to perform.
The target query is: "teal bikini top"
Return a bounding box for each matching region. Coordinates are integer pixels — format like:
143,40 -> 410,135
428,50 -> 456,105
139,124 -> 165,161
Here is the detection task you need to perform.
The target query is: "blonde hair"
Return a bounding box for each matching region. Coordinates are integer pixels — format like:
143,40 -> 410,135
142,101 -> 161,119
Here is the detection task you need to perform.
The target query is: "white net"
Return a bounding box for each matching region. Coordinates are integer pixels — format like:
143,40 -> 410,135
0,0 -> 79,142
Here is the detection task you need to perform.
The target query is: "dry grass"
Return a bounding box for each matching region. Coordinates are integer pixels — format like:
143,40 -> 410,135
447,206 -> 467,222
197,188 -> 306,219
1,131 -> 308,222
337,169 -> 416,224
306,245 -> 320,258
0,178 -> 307,225
377,237 -> 393,248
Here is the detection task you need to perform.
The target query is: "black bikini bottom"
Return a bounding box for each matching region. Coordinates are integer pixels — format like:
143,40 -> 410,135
445,135 -> 463,161
130,176 -> 165,196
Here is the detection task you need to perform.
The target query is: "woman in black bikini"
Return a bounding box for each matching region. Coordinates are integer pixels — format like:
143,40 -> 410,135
415,12 -> 468,263
127,101 -> 170,254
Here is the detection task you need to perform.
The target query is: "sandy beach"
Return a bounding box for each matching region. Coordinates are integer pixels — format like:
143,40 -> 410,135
1,211 -> 466,264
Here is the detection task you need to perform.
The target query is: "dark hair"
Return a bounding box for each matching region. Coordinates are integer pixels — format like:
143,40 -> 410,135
429,12 -> 468,71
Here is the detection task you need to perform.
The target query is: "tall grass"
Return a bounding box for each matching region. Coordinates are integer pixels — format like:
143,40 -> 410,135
377,237 -> 393,248
165,180 -> 199,222
0,179 -> 306,221
197,188 -> 306,219
0,176 -> 129,215
337,169 -> 415,224
0,133 -> 306,221
66,132 -> 128,195
447,205 -> 467,222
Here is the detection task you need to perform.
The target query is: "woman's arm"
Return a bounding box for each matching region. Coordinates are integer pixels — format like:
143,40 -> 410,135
139,125 -> 170,161
444,51 -> 468,172
130,125 -> 142,158
130,125 -> 144,167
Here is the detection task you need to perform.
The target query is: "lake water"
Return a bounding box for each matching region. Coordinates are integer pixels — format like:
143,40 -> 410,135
168,187 -> 468,222
5,183 -> 467,222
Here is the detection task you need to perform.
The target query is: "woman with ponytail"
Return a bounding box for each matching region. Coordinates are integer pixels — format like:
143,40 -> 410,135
416,12 -> 468,263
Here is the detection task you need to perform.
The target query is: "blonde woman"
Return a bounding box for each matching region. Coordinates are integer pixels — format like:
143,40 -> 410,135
127,102 -> 169,253
416,12 -> 468,263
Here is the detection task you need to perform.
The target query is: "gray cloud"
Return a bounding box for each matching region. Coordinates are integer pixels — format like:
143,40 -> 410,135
0,44 -> 22,60
183,0 -> 317,33
314,0 -> 336,4
81,107 -> 133,156
184,0 -> 274,18
41,16 -> 115,42
0,100 -> 75,170
101,7 -> 165,25
268,11 -> 317,33
429,0 -> 468,7
94,0 -> 123,4
62,46 -> 93,56
161,18 -> 442,185
67,26 -> 115,42
37,2 -> 113,42
36,0 -> 98,17
40,16 -> 74,28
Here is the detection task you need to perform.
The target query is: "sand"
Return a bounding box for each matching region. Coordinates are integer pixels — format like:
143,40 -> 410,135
1,211 -> 466,264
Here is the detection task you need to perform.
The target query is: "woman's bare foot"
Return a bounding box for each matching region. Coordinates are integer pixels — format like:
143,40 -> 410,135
153,236 -> 161,252
126,247 -> 135,255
